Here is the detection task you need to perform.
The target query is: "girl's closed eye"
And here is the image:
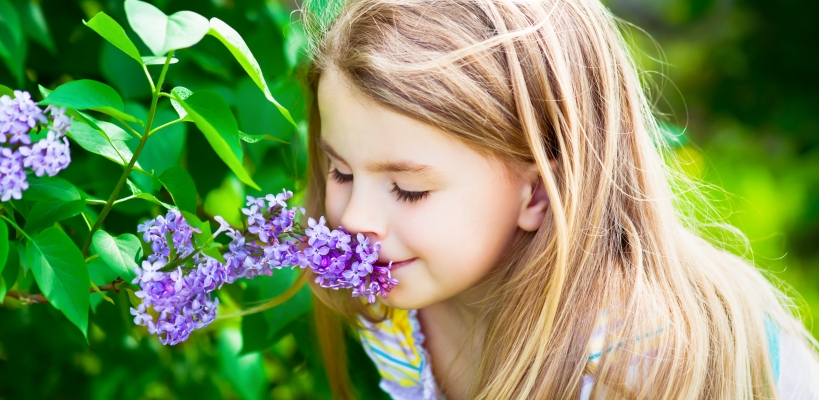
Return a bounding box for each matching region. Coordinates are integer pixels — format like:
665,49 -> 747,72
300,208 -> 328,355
330,165 -> 430,203
329,168 -> 353,184
391,184 -> 429,203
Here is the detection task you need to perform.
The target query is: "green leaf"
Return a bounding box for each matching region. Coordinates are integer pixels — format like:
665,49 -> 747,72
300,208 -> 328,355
27,227 -> 90,340
136,193 -> 174,210
176,90 -> 260,190
0,84 -> 12,97
68,119 -> 142,168
240,270 -> 311,354
84,11 -> 142,65
124,0 -> 209,56
0,219 -> 8,276
0,247 -> 19,303
260,270 -> 312,336
125,178 -> 172,209
204,176 -> 244,227
101,41 -> 151,100
0,0 -> 26,86
0,219 -> 8,304
91,231 -> 142,282
24,176 -> 83,202
15,0 -> 56,54
39,85 -> 106,133
218,328 -> 265,400
238,130 -> 288,144
39,80 -> 142,124
142,55 -> 178,65
132,108 -> 186,172
96,120 -> 132,141
24,198 -> 86,232
169,86 -> 192,120
158,166 -> 198,214
207,18 -> 297,128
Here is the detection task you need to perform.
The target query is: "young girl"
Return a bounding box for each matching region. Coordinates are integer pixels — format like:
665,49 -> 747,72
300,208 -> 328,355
298,0 -> 819,398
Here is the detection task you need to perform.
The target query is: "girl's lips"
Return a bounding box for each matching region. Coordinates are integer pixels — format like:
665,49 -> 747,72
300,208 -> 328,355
375,257 -> 417,271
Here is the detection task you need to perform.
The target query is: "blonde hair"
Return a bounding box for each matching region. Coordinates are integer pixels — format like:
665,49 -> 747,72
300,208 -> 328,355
298,0 -> 819,398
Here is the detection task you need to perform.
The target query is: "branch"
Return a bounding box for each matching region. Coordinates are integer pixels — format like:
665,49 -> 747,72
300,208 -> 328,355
4,278 -> 126,305
80,51 -> 176,257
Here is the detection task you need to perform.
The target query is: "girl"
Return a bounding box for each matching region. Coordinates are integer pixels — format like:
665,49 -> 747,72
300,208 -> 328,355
298,0 -> 819,398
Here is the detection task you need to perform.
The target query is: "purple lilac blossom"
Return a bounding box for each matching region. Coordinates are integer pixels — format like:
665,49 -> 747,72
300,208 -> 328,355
0,91 -> 72,201
130,189 -> 399,345
0,148 -> 27,202
0,90 -> 46,145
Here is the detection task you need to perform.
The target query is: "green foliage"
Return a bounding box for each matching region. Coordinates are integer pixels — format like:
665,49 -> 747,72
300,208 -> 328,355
40,79 -> 141,123
604,0 -> 819,335
84,11 -> 143,65
26,227 -> 90,340
125,0 -> 209,57
0,1 -> 389,398
24,198 -> 86,233
206,18 -> 298,128
24,176 -> 83,202
158,166 -> 198,214
176,89 -> 259,190
2,0 -> 812,398
91,231 -> 142,282
0,0 -> 26,86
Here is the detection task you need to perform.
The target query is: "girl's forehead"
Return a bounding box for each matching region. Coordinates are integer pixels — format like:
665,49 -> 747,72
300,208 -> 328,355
317,71 -> 470,170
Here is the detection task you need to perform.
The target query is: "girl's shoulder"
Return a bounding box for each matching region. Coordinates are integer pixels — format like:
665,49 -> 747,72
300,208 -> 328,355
355,307 -> 817,400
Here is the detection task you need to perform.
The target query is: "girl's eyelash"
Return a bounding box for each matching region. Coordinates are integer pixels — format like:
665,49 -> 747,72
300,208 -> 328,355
331,168 -> 428,203
391,185 -> 430,203
330,168 -> 353,184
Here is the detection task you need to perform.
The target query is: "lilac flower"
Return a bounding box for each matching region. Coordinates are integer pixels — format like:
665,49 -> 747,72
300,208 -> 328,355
0,90 -> 72,202
131,190 -> 399,345
0,90 -> 47,145
20,132 -> 71,177
0,148 -> 27,201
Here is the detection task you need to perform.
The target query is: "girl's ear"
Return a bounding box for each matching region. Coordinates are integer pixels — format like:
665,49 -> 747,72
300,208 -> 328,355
517,161 -> 554,232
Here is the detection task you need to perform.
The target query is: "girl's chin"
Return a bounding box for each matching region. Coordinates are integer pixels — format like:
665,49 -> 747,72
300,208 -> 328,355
378,284 -> 435,310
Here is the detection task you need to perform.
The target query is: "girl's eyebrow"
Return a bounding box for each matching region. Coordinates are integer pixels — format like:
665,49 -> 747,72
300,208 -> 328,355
319,139 -> 347,163
319,139 -> 438,176
365,160 -> 435,175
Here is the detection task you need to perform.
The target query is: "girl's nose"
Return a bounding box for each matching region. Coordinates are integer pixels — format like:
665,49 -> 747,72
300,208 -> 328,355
339,184 -> 387,242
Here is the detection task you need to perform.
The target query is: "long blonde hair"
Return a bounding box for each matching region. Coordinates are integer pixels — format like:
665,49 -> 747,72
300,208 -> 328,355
298,0 -> 819,398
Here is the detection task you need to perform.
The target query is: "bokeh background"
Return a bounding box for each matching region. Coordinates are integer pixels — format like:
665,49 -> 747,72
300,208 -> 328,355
0,0 -> 816,398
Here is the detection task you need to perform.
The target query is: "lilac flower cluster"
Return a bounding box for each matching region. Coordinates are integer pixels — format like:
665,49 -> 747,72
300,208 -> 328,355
130,189 -> 398,345
305,217 -> 398,303
0,91 -> 72,201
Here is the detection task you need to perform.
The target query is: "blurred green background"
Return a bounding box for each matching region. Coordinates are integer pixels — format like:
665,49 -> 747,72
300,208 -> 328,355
0,0 -> 816,399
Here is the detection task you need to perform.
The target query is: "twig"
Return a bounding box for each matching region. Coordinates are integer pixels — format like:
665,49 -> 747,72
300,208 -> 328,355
4,278 -> 125,305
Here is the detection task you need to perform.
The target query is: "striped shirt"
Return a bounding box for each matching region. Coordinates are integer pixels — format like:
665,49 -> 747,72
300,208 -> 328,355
356,307 -> 819,399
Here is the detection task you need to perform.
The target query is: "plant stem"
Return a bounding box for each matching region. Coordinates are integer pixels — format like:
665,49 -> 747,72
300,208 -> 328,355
115,117 -> 143,139
90,279 -> 114,304
4,278 -> 125,306
113,195 -> 136,205
148,118 -> 184,137
142,64 -> 156,93
81,212 -> 92,231
80,51 -> 176,257
0,215 -> 33,242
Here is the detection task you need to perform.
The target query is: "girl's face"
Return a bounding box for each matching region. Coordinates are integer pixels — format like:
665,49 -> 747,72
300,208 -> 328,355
318,70 -> 547,310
